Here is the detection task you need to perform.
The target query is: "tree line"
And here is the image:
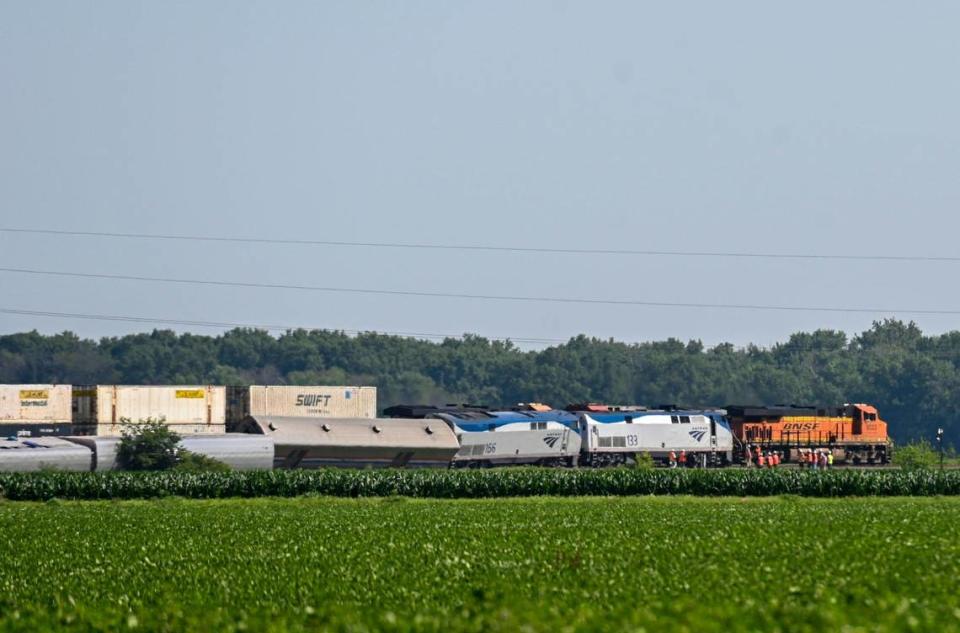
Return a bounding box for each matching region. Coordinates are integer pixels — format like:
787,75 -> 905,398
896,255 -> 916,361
0,319 -> 956,445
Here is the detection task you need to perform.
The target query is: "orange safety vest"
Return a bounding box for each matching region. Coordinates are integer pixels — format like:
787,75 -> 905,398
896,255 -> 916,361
669,451 -> 677,462
757,454 -> 765,468
679,450 -> 686,464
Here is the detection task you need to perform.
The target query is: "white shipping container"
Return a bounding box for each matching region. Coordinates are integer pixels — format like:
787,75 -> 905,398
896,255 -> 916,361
227,386 -> 376,422
73,385 -> 226,426
77,424 -> 227,437
0,384 -> 72,422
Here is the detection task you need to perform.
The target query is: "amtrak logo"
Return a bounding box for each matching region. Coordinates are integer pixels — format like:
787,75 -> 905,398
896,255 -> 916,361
689,430 -> 707,442
543,435 -> 561,448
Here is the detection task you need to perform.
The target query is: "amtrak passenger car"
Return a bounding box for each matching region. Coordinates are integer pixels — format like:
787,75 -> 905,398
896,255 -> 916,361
580,409 -> 733,466
430,408 -> 582,467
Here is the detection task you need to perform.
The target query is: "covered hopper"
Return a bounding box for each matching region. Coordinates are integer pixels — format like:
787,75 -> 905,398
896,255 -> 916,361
237,415 -> 458,468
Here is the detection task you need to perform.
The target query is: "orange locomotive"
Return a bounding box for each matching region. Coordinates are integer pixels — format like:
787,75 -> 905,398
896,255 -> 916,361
726,404 -> 891,465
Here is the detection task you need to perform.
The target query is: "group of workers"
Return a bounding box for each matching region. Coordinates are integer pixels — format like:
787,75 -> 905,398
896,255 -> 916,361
749,445 -> 783,468
667,449 -> 691,468
800,449 -> 834,469
743,445 -> 835,468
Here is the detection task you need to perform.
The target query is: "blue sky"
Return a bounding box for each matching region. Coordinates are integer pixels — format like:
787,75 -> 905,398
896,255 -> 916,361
2,2 -> 958,348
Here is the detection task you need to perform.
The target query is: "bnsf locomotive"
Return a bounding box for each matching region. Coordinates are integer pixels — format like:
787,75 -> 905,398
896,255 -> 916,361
725,403 -> 891,465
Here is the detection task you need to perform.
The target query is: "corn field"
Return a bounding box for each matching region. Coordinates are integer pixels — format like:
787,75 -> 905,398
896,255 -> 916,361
1,468 -> 959,501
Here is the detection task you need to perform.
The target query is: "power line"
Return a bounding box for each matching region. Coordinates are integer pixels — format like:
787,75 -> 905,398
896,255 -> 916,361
0,308 -> 562,345
2,265 -> 960,316
1,227 -> 957,263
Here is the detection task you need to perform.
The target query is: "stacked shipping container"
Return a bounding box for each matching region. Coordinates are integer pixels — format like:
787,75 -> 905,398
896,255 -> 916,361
227,386 -> 377,427
0,384 -> 73,437
72,385 -> 227,436
0,385 -> 379,437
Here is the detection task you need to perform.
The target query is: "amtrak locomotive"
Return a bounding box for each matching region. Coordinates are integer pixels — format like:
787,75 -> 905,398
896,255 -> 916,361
578,409 -> 733,467
384,404 -> 734,467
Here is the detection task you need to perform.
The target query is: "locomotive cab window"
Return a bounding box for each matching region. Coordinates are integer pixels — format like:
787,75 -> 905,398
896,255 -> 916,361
671,416 -> 679,424
530,422 -> 547,430
680,416 -> 691,424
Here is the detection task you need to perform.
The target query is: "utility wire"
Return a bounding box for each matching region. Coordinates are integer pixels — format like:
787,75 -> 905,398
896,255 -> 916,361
1,266 -> 960,316
0,308 -> 562,345
1,227 -> 957,263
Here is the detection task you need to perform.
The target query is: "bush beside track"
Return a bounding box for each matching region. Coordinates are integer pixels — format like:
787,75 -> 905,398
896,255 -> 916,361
2,468 -> 960,500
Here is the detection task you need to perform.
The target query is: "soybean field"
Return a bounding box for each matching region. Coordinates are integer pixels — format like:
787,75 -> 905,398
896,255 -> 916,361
1,497 -> 959,632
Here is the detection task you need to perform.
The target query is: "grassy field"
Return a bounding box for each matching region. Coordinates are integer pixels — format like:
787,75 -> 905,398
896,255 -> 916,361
1,497 -> 959,632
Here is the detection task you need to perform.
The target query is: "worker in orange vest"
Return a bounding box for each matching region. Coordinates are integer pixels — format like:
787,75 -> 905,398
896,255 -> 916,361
754,445 -> 762,467
678,449 -> 687,468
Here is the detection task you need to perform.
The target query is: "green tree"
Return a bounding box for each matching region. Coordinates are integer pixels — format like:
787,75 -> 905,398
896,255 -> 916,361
116,419 -> 181,471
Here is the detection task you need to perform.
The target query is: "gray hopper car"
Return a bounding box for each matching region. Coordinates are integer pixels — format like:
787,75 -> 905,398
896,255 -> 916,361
236,415 -> 460,468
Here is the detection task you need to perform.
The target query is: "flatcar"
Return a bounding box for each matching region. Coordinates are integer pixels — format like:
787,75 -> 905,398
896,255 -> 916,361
725,403 -> 892,464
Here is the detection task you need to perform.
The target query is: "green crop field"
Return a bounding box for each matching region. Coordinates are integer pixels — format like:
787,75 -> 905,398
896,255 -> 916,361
1,497 -> 959,632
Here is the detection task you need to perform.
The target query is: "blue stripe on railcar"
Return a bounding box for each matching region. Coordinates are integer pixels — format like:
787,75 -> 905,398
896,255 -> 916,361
587,410 -> 730,428
435,409 -> 580,433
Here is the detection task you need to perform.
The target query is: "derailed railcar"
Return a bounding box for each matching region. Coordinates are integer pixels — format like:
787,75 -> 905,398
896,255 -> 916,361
64,434 -> 275,471
236,416 -> 459,468
579,409 -> 733,467
0,437 -> 92,472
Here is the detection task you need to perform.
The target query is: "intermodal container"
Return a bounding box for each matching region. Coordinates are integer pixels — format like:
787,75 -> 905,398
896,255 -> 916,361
0,384 -> 73,436
227,386 -> 376,424
75,423 -> 228,437
72,385 -> 227,427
